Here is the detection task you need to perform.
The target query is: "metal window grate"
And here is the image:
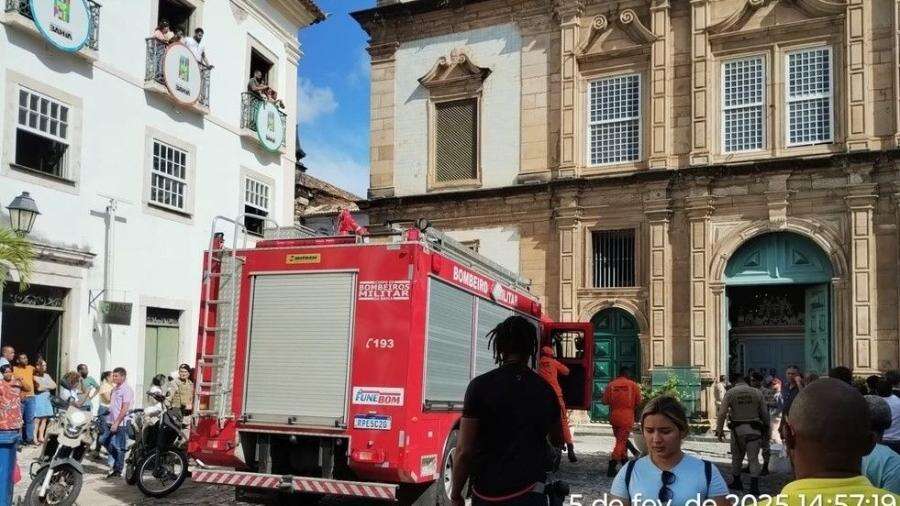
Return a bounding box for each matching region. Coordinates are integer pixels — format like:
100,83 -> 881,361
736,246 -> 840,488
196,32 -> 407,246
592,229 -> 636,288
434,99 -> 477,182
150,140 -> 188,211
723,57 -> 764,152
787,47 -> 832,145
589,74 -> 640,165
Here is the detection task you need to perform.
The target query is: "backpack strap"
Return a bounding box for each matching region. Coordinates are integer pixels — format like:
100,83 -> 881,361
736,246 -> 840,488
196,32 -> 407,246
703,459 -> 712,497
624,458 -> 638,496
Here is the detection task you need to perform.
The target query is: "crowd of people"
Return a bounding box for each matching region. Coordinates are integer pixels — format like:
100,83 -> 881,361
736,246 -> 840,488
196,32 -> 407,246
0,345 -> 196,502
451,317 -> 900,505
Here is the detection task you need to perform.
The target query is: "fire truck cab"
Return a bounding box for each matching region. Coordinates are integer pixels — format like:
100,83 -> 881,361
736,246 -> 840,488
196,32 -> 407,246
189,219 -> 594,504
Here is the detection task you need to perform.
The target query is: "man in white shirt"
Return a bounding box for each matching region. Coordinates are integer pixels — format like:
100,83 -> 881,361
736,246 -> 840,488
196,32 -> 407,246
183,27 -> 209,66
878,380 -> 900,454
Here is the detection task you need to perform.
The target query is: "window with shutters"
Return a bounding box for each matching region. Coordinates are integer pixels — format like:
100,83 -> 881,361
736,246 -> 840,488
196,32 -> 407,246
244,177 -> 270,236
434,98 -> 478,183
786,46 -> 832,146
14,87 -> 71,179
588,74 -> 641,166
150,140 -> 189,212
722,56 -> 765,153
592,229 -> 636,288
143,127 -> 196,219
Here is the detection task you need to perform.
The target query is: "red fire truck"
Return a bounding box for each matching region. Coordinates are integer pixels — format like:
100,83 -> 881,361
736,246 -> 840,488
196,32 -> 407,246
188,218 -> 593,504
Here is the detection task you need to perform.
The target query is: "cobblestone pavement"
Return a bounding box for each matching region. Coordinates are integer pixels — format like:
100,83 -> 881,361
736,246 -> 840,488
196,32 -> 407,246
12,430 -> 792,505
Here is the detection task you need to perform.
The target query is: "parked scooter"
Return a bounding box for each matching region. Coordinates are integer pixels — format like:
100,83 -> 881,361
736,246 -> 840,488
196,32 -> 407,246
125,389 -> 189,498
24,405 -> 99,506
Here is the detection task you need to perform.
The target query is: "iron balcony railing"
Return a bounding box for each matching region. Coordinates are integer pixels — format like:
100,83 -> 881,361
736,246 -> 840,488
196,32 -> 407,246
240,92 -> 287,149
5,0 -> 101,50
145,38 -> 211,108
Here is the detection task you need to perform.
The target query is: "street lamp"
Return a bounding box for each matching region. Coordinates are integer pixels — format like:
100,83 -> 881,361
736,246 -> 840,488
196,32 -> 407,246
6,191 -> 40,236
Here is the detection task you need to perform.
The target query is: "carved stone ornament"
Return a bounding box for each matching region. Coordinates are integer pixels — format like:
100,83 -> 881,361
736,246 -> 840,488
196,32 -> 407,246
418,48 -> 491,96
709,0 -> 846,35
577,9 -> 658,59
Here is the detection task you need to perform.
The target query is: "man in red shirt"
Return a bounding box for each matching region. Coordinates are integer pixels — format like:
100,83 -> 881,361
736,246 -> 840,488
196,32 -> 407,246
602,366 -> 642,476
538,346 -> 577,463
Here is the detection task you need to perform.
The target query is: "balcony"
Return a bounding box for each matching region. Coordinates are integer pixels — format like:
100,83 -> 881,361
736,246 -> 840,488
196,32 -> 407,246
2,0 -> 100,60
144,38 -> 211,114
240,92 -> 287,153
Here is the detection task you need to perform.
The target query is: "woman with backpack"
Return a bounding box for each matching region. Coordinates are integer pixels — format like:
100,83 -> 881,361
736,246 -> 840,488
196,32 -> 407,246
610,396 -> 729,505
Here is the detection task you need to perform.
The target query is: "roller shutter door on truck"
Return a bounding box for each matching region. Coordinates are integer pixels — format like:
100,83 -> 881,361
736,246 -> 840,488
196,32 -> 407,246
243,272 -> 355,426
425,279 -> 474,404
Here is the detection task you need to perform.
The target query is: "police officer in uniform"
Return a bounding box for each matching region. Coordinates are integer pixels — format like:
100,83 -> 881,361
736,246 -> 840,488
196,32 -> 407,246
715,372 -> 770,496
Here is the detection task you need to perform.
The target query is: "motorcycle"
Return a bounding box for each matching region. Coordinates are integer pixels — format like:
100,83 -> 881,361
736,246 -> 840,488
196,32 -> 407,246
24,405 -> 99,506
124,390 -> 189,498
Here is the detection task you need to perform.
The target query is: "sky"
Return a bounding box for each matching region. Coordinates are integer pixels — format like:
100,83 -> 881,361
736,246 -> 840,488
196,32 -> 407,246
296,0 -> 375,199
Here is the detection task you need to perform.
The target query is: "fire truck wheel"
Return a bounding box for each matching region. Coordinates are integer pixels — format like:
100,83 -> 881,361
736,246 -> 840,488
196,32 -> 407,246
437,429 -> 459,505
396,428 -> 458,506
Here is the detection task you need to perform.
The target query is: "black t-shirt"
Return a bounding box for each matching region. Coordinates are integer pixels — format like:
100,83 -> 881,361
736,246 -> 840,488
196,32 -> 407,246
462,362 -> 560,497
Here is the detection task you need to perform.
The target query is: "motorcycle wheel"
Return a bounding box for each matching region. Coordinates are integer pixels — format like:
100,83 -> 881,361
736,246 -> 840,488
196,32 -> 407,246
125,458 -> 139,486
24,466 -> 83,506
135,449 -> 188,498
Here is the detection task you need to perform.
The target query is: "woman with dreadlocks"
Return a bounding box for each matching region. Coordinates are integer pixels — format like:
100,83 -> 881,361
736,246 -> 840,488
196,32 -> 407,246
450,316 -> 562,506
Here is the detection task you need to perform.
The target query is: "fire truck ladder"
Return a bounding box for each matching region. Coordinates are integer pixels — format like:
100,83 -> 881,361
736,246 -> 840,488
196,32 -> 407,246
415,219 -> 533,292
194,214 -> 315,420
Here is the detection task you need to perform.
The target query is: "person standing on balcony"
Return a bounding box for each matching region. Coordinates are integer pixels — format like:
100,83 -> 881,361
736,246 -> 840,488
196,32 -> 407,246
538,346 -> 576,463
184,28 -> 209,66
152,20 -> 174,44
602,366 -> 642,477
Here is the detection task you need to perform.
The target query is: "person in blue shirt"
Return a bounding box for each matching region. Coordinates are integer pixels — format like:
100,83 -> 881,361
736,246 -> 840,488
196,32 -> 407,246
611,396 -> 729,505
862,395 -> 900,493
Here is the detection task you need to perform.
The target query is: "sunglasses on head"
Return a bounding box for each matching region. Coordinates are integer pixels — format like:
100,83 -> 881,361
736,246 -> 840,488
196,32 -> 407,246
658,470 -> 675,502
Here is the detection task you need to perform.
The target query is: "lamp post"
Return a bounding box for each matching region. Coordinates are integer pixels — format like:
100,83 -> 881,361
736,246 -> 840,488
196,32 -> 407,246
6,191 -> 40,236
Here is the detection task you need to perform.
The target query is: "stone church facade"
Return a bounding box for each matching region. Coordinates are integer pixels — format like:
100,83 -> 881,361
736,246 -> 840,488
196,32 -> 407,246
353,0 -> 900,416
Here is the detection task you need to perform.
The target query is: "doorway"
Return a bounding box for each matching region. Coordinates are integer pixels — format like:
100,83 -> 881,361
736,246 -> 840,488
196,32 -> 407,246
143,308 -> 181,395
724,233 -> 833,379
1,283 -> 66,380
590,308 -> 640,421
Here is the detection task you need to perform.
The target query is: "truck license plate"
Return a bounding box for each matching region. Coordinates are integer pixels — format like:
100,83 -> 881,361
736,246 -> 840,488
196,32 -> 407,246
354,415 -> 391,431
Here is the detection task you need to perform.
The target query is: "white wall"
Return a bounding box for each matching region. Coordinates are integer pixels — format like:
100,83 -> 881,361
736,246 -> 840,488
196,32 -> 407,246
0,0 -> 308,400
446,226 -> 520,274
393,23 -> 521,196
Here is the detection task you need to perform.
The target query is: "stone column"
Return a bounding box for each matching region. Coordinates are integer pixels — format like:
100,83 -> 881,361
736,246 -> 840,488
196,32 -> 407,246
685,190 -> 715,376
556,0 -> 585,178
894,0 -> 900,144
846,0 -> 871,151
708,281 -> 726,420
518,12 -> 556,184
367,41 -> 399,199
689,0 -> 710,165
845,181 -> 879,374
556,190 -> 582,322
644,184 -> 673,368
649,0 -> 671,169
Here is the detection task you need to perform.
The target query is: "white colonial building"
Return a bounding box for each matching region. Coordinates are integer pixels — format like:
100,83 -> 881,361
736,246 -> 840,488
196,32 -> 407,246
0,0 -> 323,397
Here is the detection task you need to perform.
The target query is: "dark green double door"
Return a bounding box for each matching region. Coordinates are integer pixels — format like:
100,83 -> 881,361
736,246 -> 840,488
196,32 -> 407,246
591,308 -> 640,421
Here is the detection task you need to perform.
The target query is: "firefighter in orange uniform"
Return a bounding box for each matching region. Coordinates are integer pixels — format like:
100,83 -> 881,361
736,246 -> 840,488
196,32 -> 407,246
601,366 -> 642,477
538,346 -> 577,463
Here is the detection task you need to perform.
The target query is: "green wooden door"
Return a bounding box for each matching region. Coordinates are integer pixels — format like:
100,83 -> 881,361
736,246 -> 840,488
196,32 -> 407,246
804,284 -> 830,375
590,308 -> 639,421
144,326 -> 180,395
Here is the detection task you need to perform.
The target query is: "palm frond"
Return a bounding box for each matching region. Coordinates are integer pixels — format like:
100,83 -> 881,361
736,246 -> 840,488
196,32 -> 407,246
0,227 -> 35,291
